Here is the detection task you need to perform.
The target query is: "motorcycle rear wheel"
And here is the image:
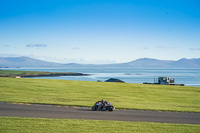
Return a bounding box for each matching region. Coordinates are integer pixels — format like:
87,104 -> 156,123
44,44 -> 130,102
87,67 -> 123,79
92,106 -> 98,111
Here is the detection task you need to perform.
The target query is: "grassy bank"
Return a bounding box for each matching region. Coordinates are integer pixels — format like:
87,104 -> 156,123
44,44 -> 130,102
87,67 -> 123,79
0,77 -> 200,112
1,117 -> 200,133
0,70 -> 87,77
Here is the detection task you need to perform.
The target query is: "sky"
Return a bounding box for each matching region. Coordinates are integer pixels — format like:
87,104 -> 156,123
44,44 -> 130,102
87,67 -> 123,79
0,0 -> 200,64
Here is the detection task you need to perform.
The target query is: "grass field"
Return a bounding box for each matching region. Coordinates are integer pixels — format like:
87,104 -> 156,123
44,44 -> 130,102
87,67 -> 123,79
0,117 -> 200,133
0,77 -> 200,112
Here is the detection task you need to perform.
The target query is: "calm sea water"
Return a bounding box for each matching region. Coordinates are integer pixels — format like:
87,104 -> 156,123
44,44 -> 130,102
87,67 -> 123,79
3,68 -> 200,87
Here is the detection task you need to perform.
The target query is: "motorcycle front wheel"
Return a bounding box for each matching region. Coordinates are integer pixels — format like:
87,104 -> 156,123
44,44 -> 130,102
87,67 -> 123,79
107,106 -> 114,111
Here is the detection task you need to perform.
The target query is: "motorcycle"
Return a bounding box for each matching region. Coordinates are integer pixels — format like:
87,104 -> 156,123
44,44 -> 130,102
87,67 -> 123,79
92,102 -> 115,111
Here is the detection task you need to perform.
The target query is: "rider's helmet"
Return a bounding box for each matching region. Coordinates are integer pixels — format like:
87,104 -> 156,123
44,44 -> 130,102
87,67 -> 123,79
101,99 -> 105,102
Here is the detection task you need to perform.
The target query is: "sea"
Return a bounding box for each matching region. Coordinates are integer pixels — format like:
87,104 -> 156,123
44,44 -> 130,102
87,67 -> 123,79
3,68 -> 200,87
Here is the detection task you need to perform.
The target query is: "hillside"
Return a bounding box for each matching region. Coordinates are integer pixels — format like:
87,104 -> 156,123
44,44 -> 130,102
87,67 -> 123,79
120,58 -> 174,68
0,77 -> 200,112
120,58 -> 200,68
0,56 -> 63,67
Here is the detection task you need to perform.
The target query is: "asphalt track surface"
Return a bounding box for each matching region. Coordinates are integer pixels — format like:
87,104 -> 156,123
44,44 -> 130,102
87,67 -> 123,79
0,102 -> 200,124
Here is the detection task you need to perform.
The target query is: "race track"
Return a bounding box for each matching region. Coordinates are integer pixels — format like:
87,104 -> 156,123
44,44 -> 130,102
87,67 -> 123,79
0,102 -> 199,124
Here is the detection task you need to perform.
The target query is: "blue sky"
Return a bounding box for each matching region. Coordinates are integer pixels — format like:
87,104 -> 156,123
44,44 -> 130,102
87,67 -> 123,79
0,0 -> 200,64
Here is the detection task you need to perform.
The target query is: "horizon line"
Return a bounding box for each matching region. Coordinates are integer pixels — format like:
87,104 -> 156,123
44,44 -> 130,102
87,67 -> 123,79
1,56 -> 200,65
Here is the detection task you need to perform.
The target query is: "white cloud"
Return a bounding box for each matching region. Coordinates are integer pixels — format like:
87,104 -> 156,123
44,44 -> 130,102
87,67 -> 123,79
190,48 -> 200,51
72,47 -> 80,50
26,43 -> 47,48
36,56 -> 117,64
143,47 -> 149,50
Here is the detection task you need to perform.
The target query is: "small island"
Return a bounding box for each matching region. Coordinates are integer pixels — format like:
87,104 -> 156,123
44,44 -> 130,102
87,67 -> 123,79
0,70 -> 89,78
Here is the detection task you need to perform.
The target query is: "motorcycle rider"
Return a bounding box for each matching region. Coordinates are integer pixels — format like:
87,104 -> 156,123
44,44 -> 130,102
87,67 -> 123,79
101,99 -> 108,105
100,99 -> 108,110
96,99 -> 108,110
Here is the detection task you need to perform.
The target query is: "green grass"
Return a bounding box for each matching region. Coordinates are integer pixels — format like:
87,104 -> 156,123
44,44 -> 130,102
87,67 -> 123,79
0,117 -> 200,133
0,77 -> 200,112
0,70 -> 52,77
0,70 -> 85,77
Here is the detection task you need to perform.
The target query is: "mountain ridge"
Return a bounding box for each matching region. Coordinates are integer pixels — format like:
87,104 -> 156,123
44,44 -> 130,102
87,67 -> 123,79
0,56 -> 200,68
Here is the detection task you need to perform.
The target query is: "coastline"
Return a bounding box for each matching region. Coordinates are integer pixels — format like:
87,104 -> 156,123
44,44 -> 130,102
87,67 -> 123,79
0,70 -> 89,78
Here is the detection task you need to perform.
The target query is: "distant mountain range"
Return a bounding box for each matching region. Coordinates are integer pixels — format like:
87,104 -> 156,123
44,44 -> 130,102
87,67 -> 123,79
0,56 -> 62,67
0,56 -> 200,68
